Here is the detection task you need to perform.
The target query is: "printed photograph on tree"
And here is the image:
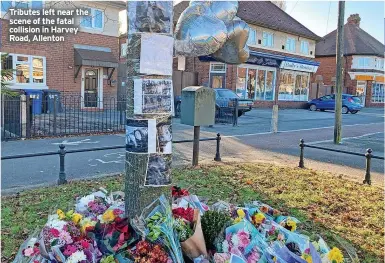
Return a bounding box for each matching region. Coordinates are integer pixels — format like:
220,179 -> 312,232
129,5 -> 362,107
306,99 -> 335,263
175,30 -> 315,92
126,119 -> 156,153
134,78 -> 173,114
156,116 -> 172,154
128,1 -> 173,34
145,154 -> 172,186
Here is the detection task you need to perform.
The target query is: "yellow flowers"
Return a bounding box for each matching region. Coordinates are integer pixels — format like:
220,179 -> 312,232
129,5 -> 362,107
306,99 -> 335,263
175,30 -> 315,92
328,247 -> 344,263
233,209 -> 245,224
286,218 -> 297,232
72,213 -> 83,225
102,210 -> 116,223
252,212 -> 265,225
301,254 -> 312,263
57,209 -> 66,220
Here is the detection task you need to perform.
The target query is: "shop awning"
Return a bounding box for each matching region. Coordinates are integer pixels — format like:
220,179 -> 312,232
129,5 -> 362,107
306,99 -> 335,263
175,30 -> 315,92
74,48 -> 118,83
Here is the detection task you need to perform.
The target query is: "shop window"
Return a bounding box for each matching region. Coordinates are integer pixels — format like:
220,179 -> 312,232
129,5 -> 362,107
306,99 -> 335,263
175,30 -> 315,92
236,67 -> 247,98
286,38 -> 295,52
262,32 -> 274,47
1,53 -> 46,86
279,71 -> 309,101
371,83 -> 384,103
247,29 -> 257,46
81,8 -> 104,29
300,41 -> 309,55
236,66 -> 275,101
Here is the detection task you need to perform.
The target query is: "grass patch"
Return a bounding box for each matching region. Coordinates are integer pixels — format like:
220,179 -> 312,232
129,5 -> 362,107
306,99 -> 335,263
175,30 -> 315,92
2,163 -> 383,262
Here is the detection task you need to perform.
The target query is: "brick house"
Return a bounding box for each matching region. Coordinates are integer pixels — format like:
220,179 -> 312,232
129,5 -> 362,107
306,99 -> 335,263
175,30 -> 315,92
172,1 -> 322,108
1,1 -> 125,109
313,14 -> 385,107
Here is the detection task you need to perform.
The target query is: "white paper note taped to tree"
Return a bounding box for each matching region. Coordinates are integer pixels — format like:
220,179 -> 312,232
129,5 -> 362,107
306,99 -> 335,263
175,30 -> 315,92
140,34 -> 174,76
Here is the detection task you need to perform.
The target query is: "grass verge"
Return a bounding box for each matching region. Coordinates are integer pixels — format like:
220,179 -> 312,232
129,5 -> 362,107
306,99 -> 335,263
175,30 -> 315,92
1,162 -> 383,262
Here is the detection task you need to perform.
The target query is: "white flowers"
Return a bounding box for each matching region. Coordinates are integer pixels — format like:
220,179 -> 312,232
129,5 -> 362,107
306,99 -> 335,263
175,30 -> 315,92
66,251 -> 87,263
46,214 -> 66,230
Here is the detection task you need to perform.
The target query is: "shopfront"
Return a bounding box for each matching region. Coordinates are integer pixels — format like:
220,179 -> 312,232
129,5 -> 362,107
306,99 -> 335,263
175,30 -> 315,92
348,73 -> 385,106
372,76 -> 384,103
235,52 -> 281,102
278,60 -> 318,102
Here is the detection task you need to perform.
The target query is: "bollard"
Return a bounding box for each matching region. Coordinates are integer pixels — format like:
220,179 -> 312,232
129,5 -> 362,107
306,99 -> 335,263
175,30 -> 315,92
214,133 -> 222,161
271,104 -> 279,133
192,126 -> 200,166
58,144 -> 68,185
363,148 -> 372,185
299,139 -> 305,168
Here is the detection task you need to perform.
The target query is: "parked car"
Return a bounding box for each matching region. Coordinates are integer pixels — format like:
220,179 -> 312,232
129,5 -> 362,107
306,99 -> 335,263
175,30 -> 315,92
307,94 -> 362,114
174,88 -> 253,117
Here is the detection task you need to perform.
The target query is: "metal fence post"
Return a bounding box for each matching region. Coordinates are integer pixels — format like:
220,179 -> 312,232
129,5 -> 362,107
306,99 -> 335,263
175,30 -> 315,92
214,133 -> 222,161
299,139 -> 305,168
26,96 -> 31,138
363,148 -> 372,185
53,97 -> 57,135
58,144 -> 67,185
233,98 -> 238,126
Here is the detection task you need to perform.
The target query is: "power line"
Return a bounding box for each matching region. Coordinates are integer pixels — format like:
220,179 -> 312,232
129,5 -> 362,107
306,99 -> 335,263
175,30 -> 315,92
289,0 -> 299,15
326,1 -> 332,35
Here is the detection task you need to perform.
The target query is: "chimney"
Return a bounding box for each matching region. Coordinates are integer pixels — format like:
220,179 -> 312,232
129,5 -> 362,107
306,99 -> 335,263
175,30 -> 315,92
347,14 -> 361,27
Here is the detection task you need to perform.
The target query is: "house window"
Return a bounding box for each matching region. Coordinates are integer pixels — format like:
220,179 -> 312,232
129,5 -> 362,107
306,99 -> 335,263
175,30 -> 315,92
376,59 -> 384,69
121,43 -> 127,57
371,83 -> 384,103
81,8 -> 104,29
247,28 -> 257,46
278,70 -> 309,101
262,32 -> 274,47
210,62 -> 226,88
300,41 -> 309,55
286,37 -> 296,52
1,53 -> 46,86
236,66 -> 275,101
357,57 -> 371,68
1,0 -> 42,12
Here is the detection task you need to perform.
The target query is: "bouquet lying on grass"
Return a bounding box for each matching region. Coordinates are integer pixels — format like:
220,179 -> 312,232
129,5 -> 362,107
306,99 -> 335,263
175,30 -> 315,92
14,186 -> 345,263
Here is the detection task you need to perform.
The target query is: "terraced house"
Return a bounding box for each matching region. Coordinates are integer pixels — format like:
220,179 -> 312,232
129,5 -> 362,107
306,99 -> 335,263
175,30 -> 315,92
172,1 -> 322,108
314,14 -> 385,107
1,1 -> 125,109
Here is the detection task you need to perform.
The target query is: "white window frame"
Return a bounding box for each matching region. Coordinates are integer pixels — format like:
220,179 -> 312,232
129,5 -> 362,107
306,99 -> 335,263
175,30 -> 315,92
300,41 -> 309,55
80,7 -> 104,30
1,53 -> 47,88
120,43 -> 127,58
247,28 -> 257,46
1,0 -> 43,17
210,62 -> 226,73
286,37 -> 296,52
375,58 -> 384,70
262,31 -> 274,47
357,57 -> 371,69
278,70 -> 310,101
371,82 -> 384,103
236,64 -> 276,101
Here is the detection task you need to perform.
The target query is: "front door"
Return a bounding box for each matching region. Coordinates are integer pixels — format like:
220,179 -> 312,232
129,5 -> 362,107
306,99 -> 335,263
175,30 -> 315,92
84,69 -> 98,107
356,81 -> 366,106
210,73 -> 226,89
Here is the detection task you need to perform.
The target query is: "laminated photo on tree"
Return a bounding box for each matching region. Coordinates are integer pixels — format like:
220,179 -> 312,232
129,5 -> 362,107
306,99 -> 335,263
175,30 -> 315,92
125,118 -> 156,153
145,153 -> 172,186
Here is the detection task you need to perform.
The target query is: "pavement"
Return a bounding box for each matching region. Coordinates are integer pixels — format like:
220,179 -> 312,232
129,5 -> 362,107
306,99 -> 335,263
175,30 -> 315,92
2,107 -> 384,192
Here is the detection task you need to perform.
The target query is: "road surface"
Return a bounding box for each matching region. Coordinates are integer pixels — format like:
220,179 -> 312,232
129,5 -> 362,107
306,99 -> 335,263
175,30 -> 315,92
2,108 -> 383,191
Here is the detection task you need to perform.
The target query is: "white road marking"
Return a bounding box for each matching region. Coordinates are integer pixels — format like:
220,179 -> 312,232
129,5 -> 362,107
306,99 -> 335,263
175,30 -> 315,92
307,132 -> 384,145
52,138 -> 100,146
221,122 -> 383,138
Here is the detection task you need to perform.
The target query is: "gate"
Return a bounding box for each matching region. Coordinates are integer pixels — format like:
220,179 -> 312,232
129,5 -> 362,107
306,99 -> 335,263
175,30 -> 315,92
1,95 -> 22,140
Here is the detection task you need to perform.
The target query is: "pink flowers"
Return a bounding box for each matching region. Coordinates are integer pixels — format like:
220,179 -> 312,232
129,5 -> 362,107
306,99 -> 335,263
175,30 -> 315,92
63,244 -> 77,256
237,230 -> 250,248
59,230 -> 73,244
23,247 -> 39,257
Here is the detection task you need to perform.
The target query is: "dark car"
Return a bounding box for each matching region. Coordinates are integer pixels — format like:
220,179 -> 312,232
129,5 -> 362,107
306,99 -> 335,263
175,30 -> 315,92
174,88 -> 253,117
307,94 -> 363,114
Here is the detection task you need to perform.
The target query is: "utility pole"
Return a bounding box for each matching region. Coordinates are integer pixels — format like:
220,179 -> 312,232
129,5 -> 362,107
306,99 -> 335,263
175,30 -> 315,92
125,2 -> 174,218
334,1 -> 345,144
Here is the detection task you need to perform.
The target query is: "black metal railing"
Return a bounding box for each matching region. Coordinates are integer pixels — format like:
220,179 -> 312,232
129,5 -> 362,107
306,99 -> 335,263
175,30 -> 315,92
298,138 -> 384,185
1,95 -> 127,140
1,134 -> 222,185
